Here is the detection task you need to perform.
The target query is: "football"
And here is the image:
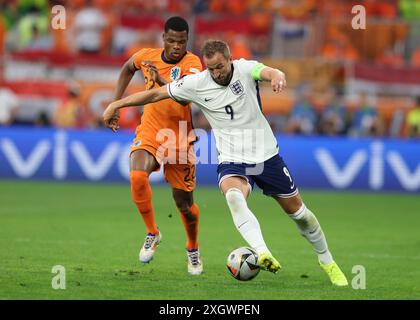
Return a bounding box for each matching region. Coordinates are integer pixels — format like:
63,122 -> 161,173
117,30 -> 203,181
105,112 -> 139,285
226,247 -> 260,281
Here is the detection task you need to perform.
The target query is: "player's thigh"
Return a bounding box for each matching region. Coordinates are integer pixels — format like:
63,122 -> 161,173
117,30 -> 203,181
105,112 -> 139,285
130,149 -> 159,173
254,155 -> 297,196
220,176 -> 250,198
164,163 -> 196,193
272,193 -> 303,215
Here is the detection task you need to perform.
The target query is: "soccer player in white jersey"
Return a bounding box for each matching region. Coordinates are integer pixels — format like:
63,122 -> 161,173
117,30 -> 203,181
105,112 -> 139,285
103,40 -> 348,286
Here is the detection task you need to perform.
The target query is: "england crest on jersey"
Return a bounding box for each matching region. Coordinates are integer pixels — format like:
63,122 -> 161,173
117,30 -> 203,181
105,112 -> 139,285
229,80 -> 244,95
170,66 -> 181,81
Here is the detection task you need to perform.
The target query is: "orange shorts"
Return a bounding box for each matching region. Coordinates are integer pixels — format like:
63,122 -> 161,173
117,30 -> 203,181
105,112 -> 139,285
130,134 -> 196,192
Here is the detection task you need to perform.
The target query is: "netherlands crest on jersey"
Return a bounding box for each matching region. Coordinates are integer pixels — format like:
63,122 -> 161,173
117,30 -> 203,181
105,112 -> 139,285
170,66 -> 181,81
229,80 -> 244,95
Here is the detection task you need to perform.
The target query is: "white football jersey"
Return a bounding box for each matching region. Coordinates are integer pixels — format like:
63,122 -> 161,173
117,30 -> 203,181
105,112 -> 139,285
167,59 -> 279,164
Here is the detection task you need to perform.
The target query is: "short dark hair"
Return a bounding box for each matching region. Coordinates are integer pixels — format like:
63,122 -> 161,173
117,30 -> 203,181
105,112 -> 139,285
201,40 -> 230,59
164,16 -> 189,34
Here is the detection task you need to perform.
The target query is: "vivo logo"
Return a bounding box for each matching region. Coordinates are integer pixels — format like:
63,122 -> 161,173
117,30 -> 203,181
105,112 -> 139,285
1,129 -> 418,192
315,142 -> 420,191
0,131 -> 164,182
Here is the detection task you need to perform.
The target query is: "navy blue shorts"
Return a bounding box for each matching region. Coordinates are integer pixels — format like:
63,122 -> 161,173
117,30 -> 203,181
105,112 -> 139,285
217,154 -> 298,197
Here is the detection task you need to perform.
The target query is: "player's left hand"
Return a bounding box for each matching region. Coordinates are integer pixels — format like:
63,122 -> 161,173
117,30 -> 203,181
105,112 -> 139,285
271,72 -> 287,93
103,102 -> 120,132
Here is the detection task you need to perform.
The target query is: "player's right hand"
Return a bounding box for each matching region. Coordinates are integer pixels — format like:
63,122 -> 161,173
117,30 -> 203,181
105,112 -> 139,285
142,61 -> 166,86
103,102 -> 120,132
271,71 -> 286,93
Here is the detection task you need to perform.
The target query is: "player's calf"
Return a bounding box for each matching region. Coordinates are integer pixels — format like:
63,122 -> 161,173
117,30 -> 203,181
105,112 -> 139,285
130,170 -> 159,235
174,190 -> 200,251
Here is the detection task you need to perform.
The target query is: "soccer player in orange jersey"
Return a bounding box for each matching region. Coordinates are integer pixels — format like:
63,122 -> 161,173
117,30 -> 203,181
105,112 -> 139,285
113,17 -> 203,275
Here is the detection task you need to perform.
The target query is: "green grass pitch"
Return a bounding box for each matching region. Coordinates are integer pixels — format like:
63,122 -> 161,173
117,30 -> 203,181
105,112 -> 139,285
0,180 -> 419,300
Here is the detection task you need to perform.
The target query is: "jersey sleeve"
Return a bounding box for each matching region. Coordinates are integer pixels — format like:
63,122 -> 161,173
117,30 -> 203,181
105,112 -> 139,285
167,74 -> 197,103
131,49 -> 149,70
237,58 -> 266,81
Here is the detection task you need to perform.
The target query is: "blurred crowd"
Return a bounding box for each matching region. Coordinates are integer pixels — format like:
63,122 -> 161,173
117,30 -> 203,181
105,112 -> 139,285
2,81 -> 420,139
1,0 -> 420,139
1,0 -> 420,63
193,85 -> 420,139
280,89 -> 420,138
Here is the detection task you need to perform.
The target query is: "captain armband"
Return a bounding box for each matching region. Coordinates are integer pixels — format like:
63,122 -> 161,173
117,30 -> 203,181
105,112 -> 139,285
251,63 -> 266,80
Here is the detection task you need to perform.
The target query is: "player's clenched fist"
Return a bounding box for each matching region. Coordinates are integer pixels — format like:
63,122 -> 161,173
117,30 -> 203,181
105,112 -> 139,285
103,102 -> 120,132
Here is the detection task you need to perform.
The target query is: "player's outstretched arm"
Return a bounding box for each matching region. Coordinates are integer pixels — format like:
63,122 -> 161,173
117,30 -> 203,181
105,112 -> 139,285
114,57 -> 137,100
259,67 -> 287,93
103,85 -> 170,132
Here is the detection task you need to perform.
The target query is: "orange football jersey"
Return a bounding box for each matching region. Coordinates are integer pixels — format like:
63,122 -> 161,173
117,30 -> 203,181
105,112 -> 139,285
132,48 -> 202,150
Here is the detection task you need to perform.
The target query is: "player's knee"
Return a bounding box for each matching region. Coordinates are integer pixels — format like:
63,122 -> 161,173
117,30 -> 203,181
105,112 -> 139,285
177,201 -> 191,215
225,188 -> 247,212
176,201 -> 197,221
281,196 -> 303,215
173,191 -> 194,214
130,170 -> 150,194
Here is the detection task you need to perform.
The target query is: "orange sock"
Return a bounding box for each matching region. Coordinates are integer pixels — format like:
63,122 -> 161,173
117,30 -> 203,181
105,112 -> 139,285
179,203 -> 200,250
130,170 -> 159,235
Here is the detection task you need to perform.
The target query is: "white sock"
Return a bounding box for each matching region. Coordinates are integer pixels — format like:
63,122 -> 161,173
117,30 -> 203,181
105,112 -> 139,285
289,203 -> 333,265
225,188 -> 269,254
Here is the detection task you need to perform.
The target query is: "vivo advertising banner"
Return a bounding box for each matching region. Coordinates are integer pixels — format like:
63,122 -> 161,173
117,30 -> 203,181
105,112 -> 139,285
0,127 -> 419,193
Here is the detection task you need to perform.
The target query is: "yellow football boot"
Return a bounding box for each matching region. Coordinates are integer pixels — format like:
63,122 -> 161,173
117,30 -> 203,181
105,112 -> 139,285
258,252 -> 281,274
319,260 -> 348,286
